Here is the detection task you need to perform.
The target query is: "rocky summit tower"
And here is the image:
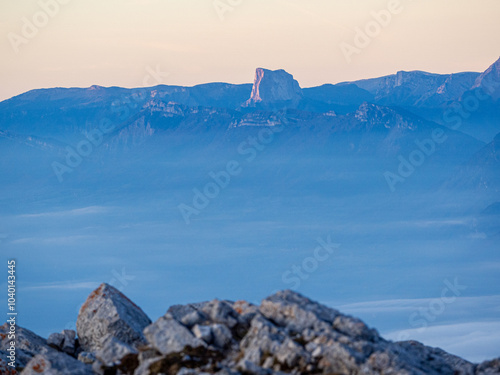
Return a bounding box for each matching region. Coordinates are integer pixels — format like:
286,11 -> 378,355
244,68 -> 303,108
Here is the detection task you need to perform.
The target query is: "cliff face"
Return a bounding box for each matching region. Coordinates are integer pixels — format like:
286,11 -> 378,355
245,68 -> 303,107
5,285 -> 500,375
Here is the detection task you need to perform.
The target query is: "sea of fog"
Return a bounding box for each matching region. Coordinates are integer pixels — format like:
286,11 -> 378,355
0,130 -> 499,363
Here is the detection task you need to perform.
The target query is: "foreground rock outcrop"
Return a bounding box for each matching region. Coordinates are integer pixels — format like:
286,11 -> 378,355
0,324 -> 54,369
4,284 -> 499,374
76,283 -> 152,353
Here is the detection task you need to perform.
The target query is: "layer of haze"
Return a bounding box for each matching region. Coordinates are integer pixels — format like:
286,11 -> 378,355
1,0 -> 500,101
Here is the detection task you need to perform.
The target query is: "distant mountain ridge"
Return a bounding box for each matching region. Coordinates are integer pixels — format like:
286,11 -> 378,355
348,70 -> 480,108
447,131 -> 500,194
3,57 -> 498,110
0,57 -> 498,193
2,57 -> 499,138
473,57 -> 500,95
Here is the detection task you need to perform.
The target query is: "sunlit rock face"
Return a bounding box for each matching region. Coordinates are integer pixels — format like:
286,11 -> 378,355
245,68 -> 303,107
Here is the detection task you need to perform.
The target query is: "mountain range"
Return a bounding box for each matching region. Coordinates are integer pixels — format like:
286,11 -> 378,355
1,57 -> 499,193
2,57 -> 499,135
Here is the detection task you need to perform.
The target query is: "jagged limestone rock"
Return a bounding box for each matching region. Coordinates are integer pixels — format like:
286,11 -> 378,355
76,283 -> 151,353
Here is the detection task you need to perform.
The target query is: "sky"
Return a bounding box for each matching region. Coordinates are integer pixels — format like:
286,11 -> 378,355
1,0 -> 500,101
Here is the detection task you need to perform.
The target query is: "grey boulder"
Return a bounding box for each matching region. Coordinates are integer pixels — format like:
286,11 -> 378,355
192,324 -> 213,343
20,350 -> 93,375
0,351 -> 17,375
61,330 -> 77,355
47,333 -> 64,350
76,283 -> 151,352
92,336 -> 139,375
143,316 -> 206,355
210,324 -> 233,349
47,330 -> 77,355
0,323 -> 53,368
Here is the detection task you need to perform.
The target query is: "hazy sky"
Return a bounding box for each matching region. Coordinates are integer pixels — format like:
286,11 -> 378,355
1,0 -> 499,101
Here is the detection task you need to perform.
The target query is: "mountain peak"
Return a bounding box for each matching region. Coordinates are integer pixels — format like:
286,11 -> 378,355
493,56 -> 500,68
244,68 -> 303,107
472,57 -> 500,97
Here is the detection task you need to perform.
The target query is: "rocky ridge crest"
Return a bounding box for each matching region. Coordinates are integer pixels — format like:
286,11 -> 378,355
1,284 -> 499,375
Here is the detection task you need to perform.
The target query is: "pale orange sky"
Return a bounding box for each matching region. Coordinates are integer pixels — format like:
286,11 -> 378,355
1,0 -> 499,101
